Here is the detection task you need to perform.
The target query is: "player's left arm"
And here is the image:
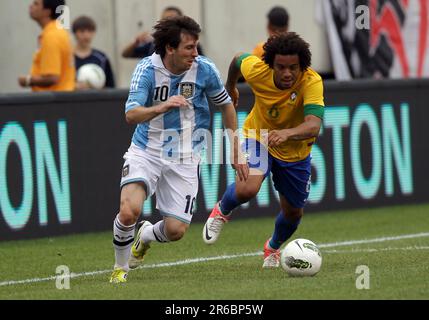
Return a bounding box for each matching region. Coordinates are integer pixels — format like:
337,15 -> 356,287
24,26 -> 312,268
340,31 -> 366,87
268,114 -> 322,147
268,78 -> 324,147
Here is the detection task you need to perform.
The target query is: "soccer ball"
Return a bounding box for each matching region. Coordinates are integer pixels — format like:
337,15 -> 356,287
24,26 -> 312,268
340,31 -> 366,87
77,63 -> 106,89
280,238 -> 322,277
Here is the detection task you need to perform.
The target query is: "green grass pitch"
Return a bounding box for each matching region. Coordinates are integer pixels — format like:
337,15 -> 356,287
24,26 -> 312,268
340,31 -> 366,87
0,203 -> 428,300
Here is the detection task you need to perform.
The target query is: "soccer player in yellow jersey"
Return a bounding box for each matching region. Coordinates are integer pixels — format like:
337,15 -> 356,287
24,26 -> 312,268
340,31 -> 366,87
18,0 -> 75,92
203,32 -> 325,268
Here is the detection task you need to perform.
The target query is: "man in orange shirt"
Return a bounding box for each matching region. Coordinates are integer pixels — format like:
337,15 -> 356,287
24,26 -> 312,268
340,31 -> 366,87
18,0 -> 75,91
252,6 -> 289,59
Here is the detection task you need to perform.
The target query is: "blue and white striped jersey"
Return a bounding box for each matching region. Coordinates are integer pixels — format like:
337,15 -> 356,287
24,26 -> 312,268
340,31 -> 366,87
125,53 -> 231,160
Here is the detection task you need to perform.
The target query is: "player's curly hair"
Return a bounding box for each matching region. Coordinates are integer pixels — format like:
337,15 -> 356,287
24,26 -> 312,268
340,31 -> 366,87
263,32 -> 312,71
153,16 -> 201,58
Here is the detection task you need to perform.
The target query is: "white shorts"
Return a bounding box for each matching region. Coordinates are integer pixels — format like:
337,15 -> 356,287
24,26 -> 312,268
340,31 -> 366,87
120,144 -> 200,224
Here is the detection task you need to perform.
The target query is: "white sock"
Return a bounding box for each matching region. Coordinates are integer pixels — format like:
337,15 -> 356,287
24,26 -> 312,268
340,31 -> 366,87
113,214 -> 135,272
142,220 -> 169,243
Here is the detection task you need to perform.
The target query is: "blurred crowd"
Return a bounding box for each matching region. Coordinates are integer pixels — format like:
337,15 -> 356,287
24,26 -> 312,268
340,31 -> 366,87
18,0 -> 291,92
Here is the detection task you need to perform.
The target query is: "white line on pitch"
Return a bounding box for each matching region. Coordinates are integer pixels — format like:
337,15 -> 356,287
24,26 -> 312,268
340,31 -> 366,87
0,231 -> 428,287
317,232 -> 429,248
324,246 -> 429,254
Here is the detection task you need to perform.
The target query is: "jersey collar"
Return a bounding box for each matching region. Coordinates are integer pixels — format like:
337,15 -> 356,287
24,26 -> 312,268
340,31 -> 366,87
151,53 -> 165,69
151,53 -> 197,77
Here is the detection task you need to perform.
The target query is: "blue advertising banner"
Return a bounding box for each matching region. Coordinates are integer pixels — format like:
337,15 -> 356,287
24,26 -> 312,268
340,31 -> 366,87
0,80 -> 427,240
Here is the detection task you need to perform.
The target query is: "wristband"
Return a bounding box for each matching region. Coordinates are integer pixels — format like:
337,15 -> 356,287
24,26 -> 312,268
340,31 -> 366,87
25,75 -> 32,87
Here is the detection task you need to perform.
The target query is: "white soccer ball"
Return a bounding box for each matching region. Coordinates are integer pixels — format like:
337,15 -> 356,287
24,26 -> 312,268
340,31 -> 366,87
77,63 -> 106,89
280,238 -> 322,277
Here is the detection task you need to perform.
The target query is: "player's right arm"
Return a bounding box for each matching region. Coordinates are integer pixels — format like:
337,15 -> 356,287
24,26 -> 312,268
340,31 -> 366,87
225,53 -> 252,107
125,96 -> 189,124
225,53 -> 243,107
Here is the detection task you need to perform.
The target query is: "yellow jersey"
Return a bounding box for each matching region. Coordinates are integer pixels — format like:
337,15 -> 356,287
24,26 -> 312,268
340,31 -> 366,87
241,55 -> 324,162
31,20 -> 75,92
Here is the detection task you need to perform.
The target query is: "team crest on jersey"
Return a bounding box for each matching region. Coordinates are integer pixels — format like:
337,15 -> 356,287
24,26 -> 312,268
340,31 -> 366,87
179,82 -> 195,99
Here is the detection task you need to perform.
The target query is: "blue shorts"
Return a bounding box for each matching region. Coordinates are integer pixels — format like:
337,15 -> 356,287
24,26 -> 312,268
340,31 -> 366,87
242,139 -> 312,209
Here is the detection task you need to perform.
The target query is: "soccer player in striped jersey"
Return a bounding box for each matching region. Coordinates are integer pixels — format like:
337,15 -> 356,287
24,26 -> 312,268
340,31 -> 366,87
203,32 -> 325,268
110,16 -> 248,283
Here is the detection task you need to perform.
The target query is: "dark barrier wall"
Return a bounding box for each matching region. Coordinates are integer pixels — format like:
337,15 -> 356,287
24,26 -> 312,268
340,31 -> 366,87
0,79 -> 428,240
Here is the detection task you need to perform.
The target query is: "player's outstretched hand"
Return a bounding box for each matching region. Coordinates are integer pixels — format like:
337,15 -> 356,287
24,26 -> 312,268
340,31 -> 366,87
268,129 -> 290,147
231,151 -> 249,181
157,95 -> 190,113
232,163 -> 249,181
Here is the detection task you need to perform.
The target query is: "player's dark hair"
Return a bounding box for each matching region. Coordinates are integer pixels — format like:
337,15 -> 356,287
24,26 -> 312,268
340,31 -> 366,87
72,16 -> 96,33
267,6 -> 289,28
163,6 -> 183,17
153,16 -> 201,58
43,0 -> 66,20
263,32 -> 312,71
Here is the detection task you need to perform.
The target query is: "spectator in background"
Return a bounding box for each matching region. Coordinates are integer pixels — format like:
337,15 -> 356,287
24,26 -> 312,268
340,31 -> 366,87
122,6 -> 204,58
18,0 -> 75,91
73,16 -> 115,89
252,6 -> 289,59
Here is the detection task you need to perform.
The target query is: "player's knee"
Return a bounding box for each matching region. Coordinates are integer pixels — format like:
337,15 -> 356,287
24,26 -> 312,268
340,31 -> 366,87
164,223 -> 188,241
118,211 -> 137,226
119,198 -> 140,224
167,231 -> 184,241
165,229 -> 185,241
